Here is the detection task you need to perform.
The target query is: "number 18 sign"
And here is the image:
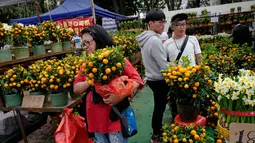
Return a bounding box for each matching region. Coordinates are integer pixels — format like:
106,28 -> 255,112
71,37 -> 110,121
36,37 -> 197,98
230,123 -> 255,143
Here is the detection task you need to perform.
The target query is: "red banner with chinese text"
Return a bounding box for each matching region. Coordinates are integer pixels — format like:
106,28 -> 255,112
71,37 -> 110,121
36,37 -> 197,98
56,17 -> 93,34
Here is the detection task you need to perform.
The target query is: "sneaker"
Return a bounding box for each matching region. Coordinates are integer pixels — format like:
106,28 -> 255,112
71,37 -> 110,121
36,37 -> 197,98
151,135 -> 162,143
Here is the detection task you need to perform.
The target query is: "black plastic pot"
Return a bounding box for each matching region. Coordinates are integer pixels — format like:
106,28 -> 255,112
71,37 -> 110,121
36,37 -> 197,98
177,103 -> 200,122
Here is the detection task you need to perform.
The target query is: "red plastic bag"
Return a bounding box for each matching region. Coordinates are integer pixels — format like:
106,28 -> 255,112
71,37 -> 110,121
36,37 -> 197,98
95,76 -> 134,99
54,108 -> 91,143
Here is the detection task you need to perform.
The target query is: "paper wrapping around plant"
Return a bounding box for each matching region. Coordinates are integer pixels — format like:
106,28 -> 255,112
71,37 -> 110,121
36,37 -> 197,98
95,76 -> 134,99
54,108 -> 91,143
220,108 -> 255,117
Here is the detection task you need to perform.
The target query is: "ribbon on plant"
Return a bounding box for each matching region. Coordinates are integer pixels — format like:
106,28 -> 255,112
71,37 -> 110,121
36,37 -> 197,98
220,107 -> 255,117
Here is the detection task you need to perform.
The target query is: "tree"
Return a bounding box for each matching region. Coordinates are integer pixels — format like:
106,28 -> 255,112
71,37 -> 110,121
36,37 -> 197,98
187,0 -> 210,9
94,0 -> 138,15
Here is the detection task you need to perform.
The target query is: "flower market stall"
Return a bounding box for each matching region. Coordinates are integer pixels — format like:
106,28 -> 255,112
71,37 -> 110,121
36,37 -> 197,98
159,32 -> 255,143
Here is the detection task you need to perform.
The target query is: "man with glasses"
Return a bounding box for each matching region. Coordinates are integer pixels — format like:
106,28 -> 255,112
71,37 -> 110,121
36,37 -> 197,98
136,9 -> 169,143
164,13 -> 202,66
163,13 -> 202,122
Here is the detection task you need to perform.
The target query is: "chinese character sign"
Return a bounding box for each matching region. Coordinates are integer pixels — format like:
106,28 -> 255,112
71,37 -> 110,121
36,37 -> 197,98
56,17 -> 93,34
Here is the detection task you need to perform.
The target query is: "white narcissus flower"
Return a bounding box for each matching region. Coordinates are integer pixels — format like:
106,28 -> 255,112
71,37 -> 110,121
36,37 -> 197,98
3,23 -> 12,31
56,25 -> 61,29
26,24 -> 36,28
225,94 -> 231,99
217,95 -> 222,101
17,23 -> 24,27
231,95 -> 239,100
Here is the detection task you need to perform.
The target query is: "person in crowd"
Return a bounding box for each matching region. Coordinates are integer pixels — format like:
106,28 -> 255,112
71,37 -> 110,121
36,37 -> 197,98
164,13 -> 202,66
159,31 -> 169,43
136,9 -> 169,143
163,13 -> 202,122
167,26 -> 174,38
230,21 -> 252,47
73,24 -> 144,143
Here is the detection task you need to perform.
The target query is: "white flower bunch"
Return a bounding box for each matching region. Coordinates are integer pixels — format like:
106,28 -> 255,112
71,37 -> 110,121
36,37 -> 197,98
3,23 -> 11,31
214,69 -> 255,106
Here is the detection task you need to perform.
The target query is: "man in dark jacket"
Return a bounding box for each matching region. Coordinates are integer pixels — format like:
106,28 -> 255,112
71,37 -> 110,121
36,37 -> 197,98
231,21 -> 252,47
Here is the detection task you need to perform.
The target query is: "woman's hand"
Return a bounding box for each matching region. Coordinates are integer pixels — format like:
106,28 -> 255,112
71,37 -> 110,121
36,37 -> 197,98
103,93 -> 124,105
73,81 -> 90,94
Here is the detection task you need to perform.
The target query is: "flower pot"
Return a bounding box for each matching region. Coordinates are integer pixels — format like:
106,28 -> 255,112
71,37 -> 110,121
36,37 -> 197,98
50,92 -> 68,107
0,49 -> 12,62
30,91 -> 48,103
62,41 -> 71,51
177,103 -> 200,122
13,46 -> 29,59
247,18 -> 253,22
226,21 -> 232,25
51,42 -> 63,52
217,120 -> 229,139
5,93 -> 22,107
69,91 -> 81,99
32,45 -> 46,56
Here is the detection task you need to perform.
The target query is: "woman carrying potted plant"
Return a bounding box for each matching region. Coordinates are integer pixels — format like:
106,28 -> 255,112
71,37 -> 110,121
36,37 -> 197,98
73,24 -> 144,143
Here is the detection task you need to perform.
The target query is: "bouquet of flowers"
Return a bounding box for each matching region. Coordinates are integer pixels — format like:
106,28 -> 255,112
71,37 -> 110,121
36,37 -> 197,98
81,46 -> 133,98
214,69 -> 255,128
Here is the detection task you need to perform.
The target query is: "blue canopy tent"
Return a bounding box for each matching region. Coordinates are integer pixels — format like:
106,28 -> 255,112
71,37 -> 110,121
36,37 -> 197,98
10,0 -> 127,25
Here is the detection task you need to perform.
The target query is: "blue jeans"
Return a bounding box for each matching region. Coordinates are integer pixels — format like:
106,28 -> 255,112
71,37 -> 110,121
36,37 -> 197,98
94,132 -> 128,143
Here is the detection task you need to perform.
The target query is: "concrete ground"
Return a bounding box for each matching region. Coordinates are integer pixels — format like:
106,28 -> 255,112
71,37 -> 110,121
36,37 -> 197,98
19,85 -> 172,143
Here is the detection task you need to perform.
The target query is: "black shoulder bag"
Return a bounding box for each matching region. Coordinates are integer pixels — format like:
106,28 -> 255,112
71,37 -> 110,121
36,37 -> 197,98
167,35 -> 189,64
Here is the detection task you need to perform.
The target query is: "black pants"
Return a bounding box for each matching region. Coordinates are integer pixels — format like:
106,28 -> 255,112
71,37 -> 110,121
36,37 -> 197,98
147,80 -> 170,135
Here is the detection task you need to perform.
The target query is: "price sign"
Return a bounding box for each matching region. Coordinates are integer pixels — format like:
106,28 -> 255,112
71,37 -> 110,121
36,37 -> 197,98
21,95 -> 45,108
230,123 -> 255,143
210,17 -> 219,23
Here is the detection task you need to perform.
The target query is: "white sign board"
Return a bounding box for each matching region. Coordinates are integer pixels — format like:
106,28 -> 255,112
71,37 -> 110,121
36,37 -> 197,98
230,123 -> 255,143
210,17 -> 219,23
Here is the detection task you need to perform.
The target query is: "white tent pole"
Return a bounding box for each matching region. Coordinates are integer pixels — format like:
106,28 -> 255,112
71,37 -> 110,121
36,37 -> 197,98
90,0 -> 96,24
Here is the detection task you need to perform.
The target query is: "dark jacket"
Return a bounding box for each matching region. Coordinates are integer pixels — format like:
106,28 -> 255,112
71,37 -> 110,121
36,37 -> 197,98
232,24 -> 252,47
